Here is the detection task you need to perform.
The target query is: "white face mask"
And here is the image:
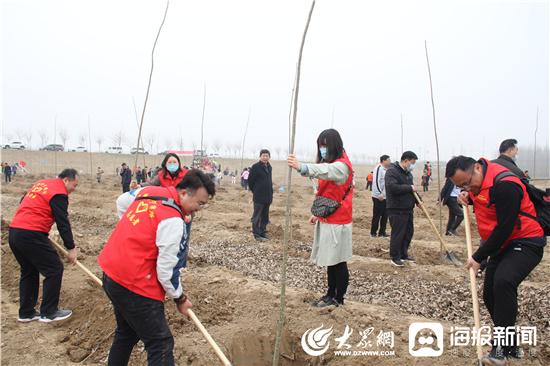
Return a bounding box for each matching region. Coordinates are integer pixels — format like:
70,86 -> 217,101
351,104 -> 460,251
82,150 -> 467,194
408,162 -> 416,172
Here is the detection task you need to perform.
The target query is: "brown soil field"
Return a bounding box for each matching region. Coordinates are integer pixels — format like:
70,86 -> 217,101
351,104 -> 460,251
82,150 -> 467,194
1,150 -> 549,365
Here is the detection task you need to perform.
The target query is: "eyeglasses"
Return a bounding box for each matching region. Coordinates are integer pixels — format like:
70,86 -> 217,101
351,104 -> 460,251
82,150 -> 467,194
457,168 -> 475,190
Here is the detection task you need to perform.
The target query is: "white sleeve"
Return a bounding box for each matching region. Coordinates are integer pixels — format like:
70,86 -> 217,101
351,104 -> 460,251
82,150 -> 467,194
156,217 -> 185,299
115,188 -> 143,218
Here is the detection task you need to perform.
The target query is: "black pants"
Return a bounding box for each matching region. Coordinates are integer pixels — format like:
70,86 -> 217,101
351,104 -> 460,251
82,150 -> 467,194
366,181 -> 372,191
102,274 -> 175,366
8,228 -> 64,317
327,262 -> 349,304
422,185 -> 428,192
445,197 -> 463,233
251,202 -> 270,238
388,211 -> 414,260
5,173 -> 11,183
371,198 -> 388,236
483,238 -> 544,347
122,183 -> 130,193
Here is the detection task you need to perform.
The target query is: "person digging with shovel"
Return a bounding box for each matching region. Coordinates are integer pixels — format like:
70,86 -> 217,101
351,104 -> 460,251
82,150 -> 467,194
446,156 -> 545,365
98,169 -> 215,366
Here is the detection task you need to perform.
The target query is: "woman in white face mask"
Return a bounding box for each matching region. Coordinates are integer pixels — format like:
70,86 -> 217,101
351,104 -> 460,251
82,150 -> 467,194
287,128 -> 354,308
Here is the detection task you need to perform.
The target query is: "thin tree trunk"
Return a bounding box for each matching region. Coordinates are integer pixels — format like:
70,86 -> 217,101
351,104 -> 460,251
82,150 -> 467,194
424,40 -> 443,247
132,98 -> 147,167
54,115 -> 57,174
88,115 -> 93,179
240,108 -> 251,172
135,0 -> 169,168
200,84 -> 206,154
400,113 -> 404,153
272,1 -> 316,365
534,106 -> 538,179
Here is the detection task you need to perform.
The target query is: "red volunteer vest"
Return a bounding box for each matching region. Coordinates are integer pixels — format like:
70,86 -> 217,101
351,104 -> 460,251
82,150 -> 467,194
158,168 -> 188,187
10,178 -> 68,233
469,159 -> 543,252
316,152 -> 354,225
98,186 -> 183,301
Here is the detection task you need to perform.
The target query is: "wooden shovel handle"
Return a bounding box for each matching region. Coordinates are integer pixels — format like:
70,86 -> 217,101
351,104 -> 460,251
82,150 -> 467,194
463,207 -> 483,361
413,192 -> 452,253
49,237 -> 232,366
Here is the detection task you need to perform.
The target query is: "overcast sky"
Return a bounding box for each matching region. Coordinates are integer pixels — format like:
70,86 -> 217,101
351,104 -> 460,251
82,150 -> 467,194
2,0 -> 549,162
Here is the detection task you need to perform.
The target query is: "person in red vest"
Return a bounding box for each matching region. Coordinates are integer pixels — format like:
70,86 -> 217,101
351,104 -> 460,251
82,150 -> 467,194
145,153 -> 188,187
366,171 -> 373,191
98,169 -> 215,365
446,156 -> 545,364
288,129 -> 353,307
8,168 -> 79,323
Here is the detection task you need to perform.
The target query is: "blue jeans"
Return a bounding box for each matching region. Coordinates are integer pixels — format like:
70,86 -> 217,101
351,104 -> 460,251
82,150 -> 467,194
102,273 -> 174,366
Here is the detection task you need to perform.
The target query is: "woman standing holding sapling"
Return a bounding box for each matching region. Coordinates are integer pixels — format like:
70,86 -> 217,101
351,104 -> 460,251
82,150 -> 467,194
287,129 -> 354,307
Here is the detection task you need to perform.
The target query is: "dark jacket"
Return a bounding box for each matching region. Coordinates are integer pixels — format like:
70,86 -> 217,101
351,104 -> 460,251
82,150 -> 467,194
439,178 -> 455,206
120,167 -> 132,185
248,161 -> 273,204
491,155 -> 525,178
385,161 -> 415,211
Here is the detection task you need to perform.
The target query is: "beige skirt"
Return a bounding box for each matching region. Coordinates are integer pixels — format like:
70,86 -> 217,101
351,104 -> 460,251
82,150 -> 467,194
310,221 -> 353,267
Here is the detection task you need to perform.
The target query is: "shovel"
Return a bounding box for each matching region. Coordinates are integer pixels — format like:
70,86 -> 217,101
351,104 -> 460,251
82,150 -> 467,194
413,192 -> 462,266
49,237 -> 233,366
463,206 -> 484,364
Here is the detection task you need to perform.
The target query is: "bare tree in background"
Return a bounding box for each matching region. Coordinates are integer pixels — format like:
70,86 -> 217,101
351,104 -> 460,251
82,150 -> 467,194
16,129 -> 25,142
164,138 -> 173,151
112,130 -> 124,147
212,140 -> 222,155
79,134 -> 86,147
23,130 -> 33,149
38,129 -> 48,148
274,146 -> 282,160
96,135 -> 104,152
146,135 -> 155,154
58,128 -> 69,149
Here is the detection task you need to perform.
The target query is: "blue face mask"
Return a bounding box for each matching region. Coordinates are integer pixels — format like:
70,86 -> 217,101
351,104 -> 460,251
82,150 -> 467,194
166,163 -> 179,173
319,147 -> 328,159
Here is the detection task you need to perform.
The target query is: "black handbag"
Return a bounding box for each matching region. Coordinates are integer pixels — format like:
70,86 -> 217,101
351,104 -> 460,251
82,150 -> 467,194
310,179 -> 353,218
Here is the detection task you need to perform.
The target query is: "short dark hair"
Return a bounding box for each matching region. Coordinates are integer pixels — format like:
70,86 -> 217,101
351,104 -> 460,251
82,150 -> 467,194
316,128 -> 344,163
58,168 -> 78,180
400,151 -> 418,162
445,155 -> 477,178
499,139 -> 517,154
176,169 -> 216,198
259,149 -> 270,157
380,155 -> 390,163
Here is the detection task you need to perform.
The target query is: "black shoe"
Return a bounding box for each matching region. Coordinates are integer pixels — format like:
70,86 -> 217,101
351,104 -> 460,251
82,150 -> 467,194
39,309 -> 72,323
390,259 -> 405,267
445,231 -> 453,236
370,233 -> 377,238
449,229 -> 458,236
260,234 -> 270,240
254,236 -> 268,242
481,346 -> 506,366
506,346 -> 524,359
378,233 -> 389,237
313,297 -> 340,308
17,310 -> 40,323
402,256 -> 415,262
310,295 -> 331,306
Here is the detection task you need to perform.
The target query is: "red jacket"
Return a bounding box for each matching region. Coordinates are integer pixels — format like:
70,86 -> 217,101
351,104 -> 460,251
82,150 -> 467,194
158,168 -> 188,187
470,159 -> 543,252
98,186 -> 183,301
317,152 -> 354,225
10,178 -> 68,233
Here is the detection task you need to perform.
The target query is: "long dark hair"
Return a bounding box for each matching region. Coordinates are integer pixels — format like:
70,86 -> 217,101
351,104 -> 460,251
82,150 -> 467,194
160,153 -> 182,179
316,129 -> 344,163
